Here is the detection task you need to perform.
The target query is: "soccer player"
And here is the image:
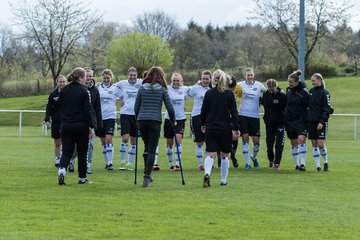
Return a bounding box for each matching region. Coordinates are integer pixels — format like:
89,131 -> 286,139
115,67 -> 143,171
307,73 -> 332,172
186,70 -> 212,170
285,70 -> 309,171
261,79 -> 287,169
237,68 -> 266,169
163,72 -> 190,171
57,67 -> 94,185
134,66 -> 175,187
97,69 -> 122,170
201,70 -> 240,187
44,75 -> 66,167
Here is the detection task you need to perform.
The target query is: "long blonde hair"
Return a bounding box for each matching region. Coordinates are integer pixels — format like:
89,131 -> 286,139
212,69 -> 228,93
312,73 -> 325,87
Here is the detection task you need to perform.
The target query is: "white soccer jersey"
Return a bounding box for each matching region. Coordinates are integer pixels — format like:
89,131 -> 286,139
186,85 -> 210,117
98,83 -> 122,120
165,85 -> 190,120
115,79 -> 143,115
237,80 -> 266,118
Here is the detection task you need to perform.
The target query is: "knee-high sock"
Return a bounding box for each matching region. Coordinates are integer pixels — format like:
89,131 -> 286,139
127,145 -> 136,164
252,143 -> 260,160
106,143 -> 113,165
292,146 -> 299,166
299,143 -> 307,165
221,157 -> 230,184
55,156 -> 60,164
166,146 -> 173,166
102,144 -> 107,164
154,146 -> 159,164
196,145 -> 203,167
242,143 -> 250,165
120,142 -> 128,163
175,144 -> 182,166
204,155 -> 214,176
58,167 -> 66,177
320,147 -> 328,163
312,147 -> 320,168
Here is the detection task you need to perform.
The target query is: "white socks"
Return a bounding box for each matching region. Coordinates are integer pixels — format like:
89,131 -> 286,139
166,146 -> 173,166
106,143 -> 113,165
292,146 -> 299,166
102,144 -> 107,164
196,145 -> 203,167
312,147 -> 320,168
204,156 -> 214,176
252,144 -> 260,160
320,147 -> 328,163
154,146 -> 159,164
242,143 -> 250,165
221,157 -> 229,184
55,156 -> 60,164
175,144 -> 182,166
127,145 -> 136,164
299,144 -> 307,166
120,142 -> 128,163
58,167 -> 66,176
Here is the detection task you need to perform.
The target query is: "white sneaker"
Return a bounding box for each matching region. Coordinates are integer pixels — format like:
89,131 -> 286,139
126,163 -> 133,171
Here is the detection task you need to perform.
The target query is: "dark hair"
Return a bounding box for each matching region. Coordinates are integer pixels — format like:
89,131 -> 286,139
102,69 -> 113,77
202,70 -> 212,78
142,70 -> 148,79
67,67 -> 85,83
143,66 -> 167,88
227,75 -> 237,88
127,67 -> 137,73
288,70 -> 302,81
266,78 -> 278,88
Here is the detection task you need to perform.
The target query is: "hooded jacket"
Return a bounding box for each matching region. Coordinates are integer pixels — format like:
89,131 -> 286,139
44,89 -> 61,123
285,81 -> 309,125
307,85 -> 332,125
262,87 -> 287,127
134,83 -> 175,124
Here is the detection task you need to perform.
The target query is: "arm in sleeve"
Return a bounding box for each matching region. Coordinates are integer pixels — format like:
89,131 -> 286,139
94,90 -> 103,129
200,92 -> 209,127
320,91 -> 332,124
82,90 -> 94,128
134,88 -> 141,119
163,90 -> 175,125
44,93 -> 53,121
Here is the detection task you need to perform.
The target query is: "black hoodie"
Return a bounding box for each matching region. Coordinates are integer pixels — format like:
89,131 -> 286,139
285,81 -> 309,125
307,85 -> 332,125
87,79 -> 103,130
262,87 -> 287,127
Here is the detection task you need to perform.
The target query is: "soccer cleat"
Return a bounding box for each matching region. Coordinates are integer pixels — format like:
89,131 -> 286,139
316,167 -> 321,172
68,163 -> 74,172
86,167 -> 92,174
58,173 -> 65,185
198,165 -> 204,171
244,164 -> 251,170
252,157 -> 259,168
295,165 -> 300,170
299,164 -> 306,171
324,163 -> 329,172
143,176 -> 151,187
220,182 -> 228,186
169,166 -> 176,171
107,163 -> 113,170
152,164 -> 160,171
78,179 -> 91,184
231,154 -> 239,168
55,163 -> 59,168
119,162 -> 126,171
269,161 -> 274,168
203,174 -> 211,188
174,165 -> 180,171
125,163 -> 133,171
274,164 -> 280,170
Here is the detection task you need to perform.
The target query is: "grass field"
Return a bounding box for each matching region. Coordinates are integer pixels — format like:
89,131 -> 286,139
1,75 -> 360,239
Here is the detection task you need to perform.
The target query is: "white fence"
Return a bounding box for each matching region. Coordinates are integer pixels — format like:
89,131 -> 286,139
0,110 -> 359,141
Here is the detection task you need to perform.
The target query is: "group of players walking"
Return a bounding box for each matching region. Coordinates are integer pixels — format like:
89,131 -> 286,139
44,66 -> 333,187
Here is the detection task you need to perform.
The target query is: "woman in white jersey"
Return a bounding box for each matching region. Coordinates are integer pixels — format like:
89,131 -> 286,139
96,69 -> 122,170
237,67 -> 266,169
187,70 -> 212,170
163,73 -> 190,171
115,67 -> 143,171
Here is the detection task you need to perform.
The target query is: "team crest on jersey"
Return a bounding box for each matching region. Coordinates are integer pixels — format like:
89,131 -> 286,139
273,99 -> 279,104
253,88 -> 257,91
108,91 -> 113,94
53,97 -> 59,101
135,85 -> 140,89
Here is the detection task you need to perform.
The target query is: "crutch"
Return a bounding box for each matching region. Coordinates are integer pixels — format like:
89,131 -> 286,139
174,131 -> 185,185
134,125 -> 139,185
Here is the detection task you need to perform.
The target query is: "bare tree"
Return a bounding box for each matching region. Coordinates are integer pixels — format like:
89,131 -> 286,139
11,0 -> 102,85
253,0 -> 351,67
133,10 -> 180,41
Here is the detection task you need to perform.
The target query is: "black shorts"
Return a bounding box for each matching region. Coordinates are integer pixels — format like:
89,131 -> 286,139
285,121 -> 307,139
205,129 -> 232,153
120,114 -> 137,137
51,121 -> 61,139
164,119 -> 186,138
190,115 -> 205,142
95,119 -> 115,137
307,121 -> 327,140
239,116 -> 261,137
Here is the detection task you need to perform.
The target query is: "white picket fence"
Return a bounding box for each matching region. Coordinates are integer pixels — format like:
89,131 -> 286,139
0,110 -> 359,141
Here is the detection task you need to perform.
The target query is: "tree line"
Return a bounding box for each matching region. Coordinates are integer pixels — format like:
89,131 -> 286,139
0,0 -> 359,96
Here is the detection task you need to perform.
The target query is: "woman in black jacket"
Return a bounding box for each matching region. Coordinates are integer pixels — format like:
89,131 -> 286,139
307,73 -> 332,172
200,70 -> 240,187
262,79 -> 287,170
134,66 -> 175,187
285,70 -> 309,171
44,75 -> 66,167
57,67 -> 94,185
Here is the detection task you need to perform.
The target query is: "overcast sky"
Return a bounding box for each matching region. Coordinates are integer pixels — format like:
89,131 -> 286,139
0,0 -> 359,30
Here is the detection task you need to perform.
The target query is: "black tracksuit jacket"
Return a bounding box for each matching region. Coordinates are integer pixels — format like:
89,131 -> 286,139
307,85 -> 332,125
44,89 -> 61,123
87,79 -> 103,130
285,81 -> 309,128
262,87 -> 287,127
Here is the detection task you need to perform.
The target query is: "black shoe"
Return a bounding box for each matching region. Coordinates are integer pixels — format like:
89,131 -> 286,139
68,163 -> 74,172
203,174 -> 211,188
55,163 -> 59,168
58,173 -> 65,185
295,165 -> 300,170
220,182 -> 228,186
324,163 -> 329,172
299,164 -> 306,171
316,167 -> 321,172
78,179 -> 91,184
269,161 -> 274,168
107,163 -> 113,170
143,176 -> 151,187
231,154 -> 239,168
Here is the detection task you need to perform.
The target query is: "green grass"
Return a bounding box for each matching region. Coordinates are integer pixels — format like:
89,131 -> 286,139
1,127 -> 360,239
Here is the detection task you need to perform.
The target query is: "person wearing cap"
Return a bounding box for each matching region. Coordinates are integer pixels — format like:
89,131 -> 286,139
261,79 -> 287,170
